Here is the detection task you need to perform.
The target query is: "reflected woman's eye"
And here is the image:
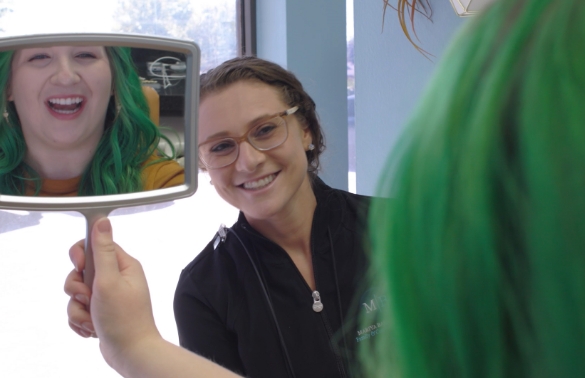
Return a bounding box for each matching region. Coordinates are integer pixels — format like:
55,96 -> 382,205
210,139 -> 237,155
76,52 -> 97,59
28,53 -> 50,62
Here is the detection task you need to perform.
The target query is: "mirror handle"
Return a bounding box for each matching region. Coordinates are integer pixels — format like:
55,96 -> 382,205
82,209 -> 113,293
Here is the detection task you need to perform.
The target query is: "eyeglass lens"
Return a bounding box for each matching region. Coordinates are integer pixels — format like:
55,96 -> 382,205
200,115 -> 288,169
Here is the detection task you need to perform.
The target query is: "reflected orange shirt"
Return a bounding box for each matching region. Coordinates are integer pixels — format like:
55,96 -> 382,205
24,155 -> 185,197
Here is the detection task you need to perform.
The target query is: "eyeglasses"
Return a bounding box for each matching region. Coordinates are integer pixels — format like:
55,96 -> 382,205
199,106 -> 299,169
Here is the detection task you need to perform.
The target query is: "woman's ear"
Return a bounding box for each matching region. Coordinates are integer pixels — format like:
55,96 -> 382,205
6,85 -> 13,102
302,126 -> 313,151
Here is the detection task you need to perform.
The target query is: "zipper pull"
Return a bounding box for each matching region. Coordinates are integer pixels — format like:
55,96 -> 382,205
312,291 -> 323,313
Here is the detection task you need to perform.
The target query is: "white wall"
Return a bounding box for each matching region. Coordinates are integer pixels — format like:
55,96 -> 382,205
256,1 -> 466,195
257,0 -> 349,190
354,1 -> 466,195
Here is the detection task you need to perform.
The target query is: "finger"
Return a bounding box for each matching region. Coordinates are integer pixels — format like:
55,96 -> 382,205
63,268 -> 91,299
69,238 -> 86,272
67,297 -> 94,332
69,320 -> 96,338
91,218 -> 119,281
68,320 -> 90,338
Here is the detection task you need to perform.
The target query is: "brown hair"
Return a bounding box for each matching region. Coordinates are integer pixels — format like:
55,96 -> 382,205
200,56 -> 325,177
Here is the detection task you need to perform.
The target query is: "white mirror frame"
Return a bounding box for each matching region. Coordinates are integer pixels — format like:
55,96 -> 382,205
0,33 -> 200,212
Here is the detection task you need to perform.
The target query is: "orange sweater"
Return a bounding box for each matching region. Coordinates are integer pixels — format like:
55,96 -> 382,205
25,156 -> 185,197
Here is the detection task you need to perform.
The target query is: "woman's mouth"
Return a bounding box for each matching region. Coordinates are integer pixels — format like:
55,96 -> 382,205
241,173 -> 277,190
47,97 -> 84,115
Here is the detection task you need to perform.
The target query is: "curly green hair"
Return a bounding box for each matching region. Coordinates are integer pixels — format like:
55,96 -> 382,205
364,0 -> 585,377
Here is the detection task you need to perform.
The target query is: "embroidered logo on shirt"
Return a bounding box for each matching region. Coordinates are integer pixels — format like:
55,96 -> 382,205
355,288 -> 387,343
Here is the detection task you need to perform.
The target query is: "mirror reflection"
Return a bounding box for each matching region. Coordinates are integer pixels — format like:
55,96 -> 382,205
0,45 -> 186,197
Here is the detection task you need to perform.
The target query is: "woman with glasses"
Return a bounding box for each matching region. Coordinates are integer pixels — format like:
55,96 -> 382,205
66,56 -> 371,378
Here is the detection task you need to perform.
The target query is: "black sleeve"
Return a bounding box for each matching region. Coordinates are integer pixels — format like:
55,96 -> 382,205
173,269 -> 246,376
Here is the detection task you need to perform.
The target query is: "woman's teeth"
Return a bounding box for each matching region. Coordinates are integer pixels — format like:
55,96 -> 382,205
49,97 -> 83,106
243,174 -> 276,189
48,97 -> 83,114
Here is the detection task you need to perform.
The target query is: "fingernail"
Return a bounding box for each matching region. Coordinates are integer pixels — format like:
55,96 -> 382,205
97,218 -> 111,234
79,329 -> 91,338
81,322 -> 95,333
75,294 -> 90,306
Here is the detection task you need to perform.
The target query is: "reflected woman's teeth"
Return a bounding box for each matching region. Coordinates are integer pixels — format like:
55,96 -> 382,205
48,97 -> 83,114
243,174 -> 276,190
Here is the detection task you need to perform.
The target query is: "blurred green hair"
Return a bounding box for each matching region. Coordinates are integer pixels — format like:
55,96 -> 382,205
0,46 -> 174,195
363,0 -> 585,377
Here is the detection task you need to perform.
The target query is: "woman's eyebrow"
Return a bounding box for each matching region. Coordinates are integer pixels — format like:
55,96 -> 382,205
203,130 -> 231,141
202,112 -> 278,142
246,112 -> 274,126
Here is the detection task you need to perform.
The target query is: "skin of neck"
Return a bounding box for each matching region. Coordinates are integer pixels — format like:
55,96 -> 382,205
245,174 -> 317,259
25,137 -> 102,180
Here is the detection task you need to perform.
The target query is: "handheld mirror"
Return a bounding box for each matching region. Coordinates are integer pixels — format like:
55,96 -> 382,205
0,33 -> 200,286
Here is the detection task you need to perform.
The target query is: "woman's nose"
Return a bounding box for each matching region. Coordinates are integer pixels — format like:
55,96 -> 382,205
50,58 -> 81,86
234,141 -> 265,172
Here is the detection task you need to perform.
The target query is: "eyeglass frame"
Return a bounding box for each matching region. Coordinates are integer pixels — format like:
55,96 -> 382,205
198,106 -> 300,169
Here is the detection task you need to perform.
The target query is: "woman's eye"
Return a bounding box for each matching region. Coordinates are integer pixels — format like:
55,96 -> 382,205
76,52 -> 97,59
210,140 -> 236,155
253,123 -> 278,139
28,54 -> 50,62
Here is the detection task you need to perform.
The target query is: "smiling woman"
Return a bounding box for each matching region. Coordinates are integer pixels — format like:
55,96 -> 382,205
0,45 -> 184,196
65,56 -> 372,378
9,46 -> 113,181
168,57 -> 371,378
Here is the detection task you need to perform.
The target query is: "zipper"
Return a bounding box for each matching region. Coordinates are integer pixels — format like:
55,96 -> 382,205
310,233 -> 348,378
312,291 -> 324,312
241,223 -> 348,378
311,282 -> 348,378
319,307 -> 348,378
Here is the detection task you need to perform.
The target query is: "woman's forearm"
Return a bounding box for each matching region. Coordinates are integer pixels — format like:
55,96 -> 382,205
116,336 -> 242,378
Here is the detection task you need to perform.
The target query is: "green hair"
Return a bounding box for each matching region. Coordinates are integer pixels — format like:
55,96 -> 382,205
0,46 -> 174,196
363,0 -> 585,377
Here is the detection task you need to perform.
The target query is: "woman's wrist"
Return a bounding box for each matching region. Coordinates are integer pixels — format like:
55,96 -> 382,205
113,336 -> 241,378
111,333 -> 166,378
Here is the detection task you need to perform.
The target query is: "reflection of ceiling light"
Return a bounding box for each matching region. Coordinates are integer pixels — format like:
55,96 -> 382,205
449,0 -> 497,17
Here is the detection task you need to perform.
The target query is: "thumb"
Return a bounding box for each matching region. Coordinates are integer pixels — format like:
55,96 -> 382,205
91,217 -> 119,281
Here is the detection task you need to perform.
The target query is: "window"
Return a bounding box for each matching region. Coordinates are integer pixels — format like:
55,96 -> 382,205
0,1 -> 242,376
347,0 -> 356,193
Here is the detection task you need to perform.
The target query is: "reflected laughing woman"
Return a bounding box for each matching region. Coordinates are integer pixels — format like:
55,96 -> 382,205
0,45 -> 184,196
